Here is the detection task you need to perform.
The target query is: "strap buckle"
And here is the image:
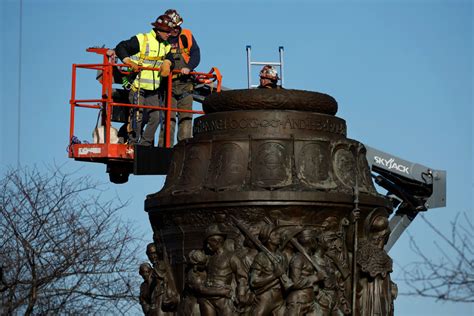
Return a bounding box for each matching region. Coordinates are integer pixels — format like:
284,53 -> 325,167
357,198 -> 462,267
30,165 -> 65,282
123,81 -> 133,90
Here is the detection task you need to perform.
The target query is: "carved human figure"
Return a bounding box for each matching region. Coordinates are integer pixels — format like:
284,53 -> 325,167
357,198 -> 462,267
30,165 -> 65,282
320,217 -> 349,268
179,145 -> 209,190
299,142 -> 330,185
214,213 -> 241,252
334,148 -> 356,187
286,229 -> 324,316
319,217 -> 352,311
139,263 -> 155,315
249,224 -> 292,316
207,143 -> 246,189
311,230 -> 351,316
198,224 -> 246,316
279,227 -> 297,269
254,142 -> 291,187
233,224 -> 260,315
357,211 -> 397,316
179,250 -> 209,316
146,242 -> 179,316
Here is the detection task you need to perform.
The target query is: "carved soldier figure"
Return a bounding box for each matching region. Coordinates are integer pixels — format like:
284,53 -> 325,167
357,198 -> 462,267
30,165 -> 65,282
286,229 -> 323,315
357,209 -> 397,316
215,213 -> 242,252
146,242 -> 179,316
320,217 -> 350,270
312,230 -> 351,316
139,263 -> 155,315
179,250 -> 209,315
319,216 -> 352,313
278,225 -> 299,269
249,224 -> 292,316
198,224 -> 246,316
233,224 -> 261,315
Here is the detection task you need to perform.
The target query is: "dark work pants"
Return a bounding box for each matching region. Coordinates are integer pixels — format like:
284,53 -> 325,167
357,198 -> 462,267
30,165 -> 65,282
128,88 -> 163,146
158,80 -> 194,147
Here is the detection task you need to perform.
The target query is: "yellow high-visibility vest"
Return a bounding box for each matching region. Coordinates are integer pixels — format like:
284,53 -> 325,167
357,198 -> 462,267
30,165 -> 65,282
130,30 -> 171,90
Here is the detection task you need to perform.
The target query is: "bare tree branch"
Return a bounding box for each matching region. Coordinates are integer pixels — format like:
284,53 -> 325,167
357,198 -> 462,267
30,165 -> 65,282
397,212 -> 474,303
0,166 -> 144,314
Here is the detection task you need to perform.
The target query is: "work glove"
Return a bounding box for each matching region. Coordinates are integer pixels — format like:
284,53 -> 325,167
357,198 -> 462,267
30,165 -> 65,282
123,57 -> 140,72
160,59 -> 172,77
106,49 -> 117,63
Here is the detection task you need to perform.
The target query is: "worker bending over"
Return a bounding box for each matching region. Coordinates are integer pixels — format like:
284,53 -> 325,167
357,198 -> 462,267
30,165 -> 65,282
158,9 -> 201,147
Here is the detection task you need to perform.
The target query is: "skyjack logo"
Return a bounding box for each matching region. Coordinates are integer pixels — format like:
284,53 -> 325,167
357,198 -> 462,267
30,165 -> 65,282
374,156 -> 410,175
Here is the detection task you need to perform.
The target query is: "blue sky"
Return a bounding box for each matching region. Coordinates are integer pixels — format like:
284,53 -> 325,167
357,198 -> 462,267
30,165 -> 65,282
1,0 -> 472,315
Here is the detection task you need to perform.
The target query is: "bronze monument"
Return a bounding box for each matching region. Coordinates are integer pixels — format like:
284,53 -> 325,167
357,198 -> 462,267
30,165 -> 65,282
142,89 -> 397,315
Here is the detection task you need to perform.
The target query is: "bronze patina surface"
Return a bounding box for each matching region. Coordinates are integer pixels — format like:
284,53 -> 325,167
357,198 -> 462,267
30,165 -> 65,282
142,89 -> 396,316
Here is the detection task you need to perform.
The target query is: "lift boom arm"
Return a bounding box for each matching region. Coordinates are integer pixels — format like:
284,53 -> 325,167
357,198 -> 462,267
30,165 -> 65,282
365,146 -> 446,252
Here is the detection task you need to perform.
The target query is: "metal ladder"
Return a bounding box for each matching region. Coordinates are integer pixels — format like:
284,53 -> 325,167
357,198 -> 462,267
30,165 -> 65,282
246,45 -> 284,89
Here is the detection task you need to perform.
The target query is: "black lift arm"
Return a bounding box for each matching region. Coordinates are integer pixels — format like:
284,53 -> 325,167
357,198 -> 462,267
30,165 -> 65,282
365,146 -> 447,252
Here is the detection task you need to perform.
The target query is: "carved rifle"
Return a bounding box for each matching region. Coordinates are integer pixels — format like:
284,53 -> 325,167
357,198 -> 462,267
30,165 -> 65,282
229,215 -> 293,290
262,216 -> 329,281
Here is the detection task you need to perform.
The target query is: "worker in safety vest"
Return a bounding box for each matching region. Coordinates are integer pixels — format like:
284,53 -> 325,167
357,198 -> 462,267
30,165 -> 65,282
258,65 -> 280,89
158,9 -> 201,147
115,15 -> 175,146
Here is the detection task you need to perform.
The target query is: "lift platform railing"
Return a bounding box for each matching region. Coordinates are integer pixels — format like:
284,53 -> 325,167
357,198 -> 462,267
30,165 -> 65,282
163,67 -> 222,147
69,47 -> 222,159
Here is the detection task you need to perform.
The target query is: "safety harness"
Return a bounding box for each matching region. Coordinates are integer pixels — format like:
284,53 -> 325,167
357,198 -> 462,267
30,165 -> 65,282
171,29 -> 193,80
127,32 -> 169,141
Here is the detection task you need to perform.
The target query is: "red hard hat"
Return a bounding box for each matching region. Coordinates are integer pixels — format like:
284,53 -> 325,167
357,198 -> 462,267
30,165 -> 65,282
151,14 -> 175,32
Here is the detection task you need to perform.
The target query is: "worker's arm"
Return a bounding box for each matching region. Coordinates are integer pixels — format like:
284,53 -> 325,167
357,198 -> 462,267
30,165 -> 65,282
115,36 -> 140,71
186,35 -> 200,71
165,51 -> 175,69
160,51 -> 175,77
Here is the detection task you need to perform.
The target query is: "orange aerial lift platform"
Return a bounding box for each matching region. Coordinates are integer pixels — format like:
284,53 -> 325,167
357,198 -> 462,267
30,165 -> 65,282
68,47 -> 222,183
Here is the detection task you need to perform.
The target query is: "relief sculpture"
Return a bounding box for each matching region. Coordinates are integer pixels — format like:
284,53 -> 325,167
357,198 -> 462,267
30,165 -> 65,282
145,89 -> 396,315
357,209 -> 397,316
253,142 -> 292,188
248,224 -> 291,315
297,142 -> 331,188
152,212 -> 397,316
333,147 -> 356,188
198,224 -> 244,316
206,143 -> 247,190
286,229 -> 321,315
178,250 -> 208,315
142,243 -> 179,316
